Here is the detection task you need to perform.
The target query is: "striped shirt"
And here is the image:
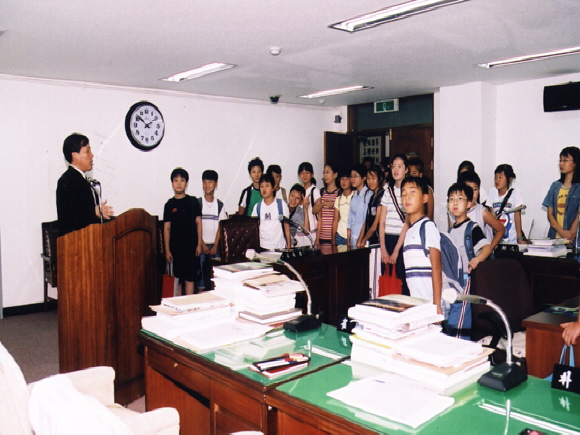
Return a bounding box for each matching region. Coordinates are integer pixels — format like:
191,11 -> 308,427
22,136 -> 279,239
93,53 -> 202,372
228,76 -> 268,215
403,217 -> 440,302
318,188 -> 340,241
381,185 -> 405,236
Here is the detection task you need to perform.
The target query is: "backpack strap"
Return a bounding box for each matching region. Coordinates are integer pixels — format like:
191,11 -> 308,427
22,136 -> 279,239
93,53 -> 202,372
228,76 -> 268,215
387,185 -> 406,223
245,185 -> 253,213
464,220 -> 476,261
418,218 -> 430,256
217,199 -> 224,217
256,201 -> 261,217
276,198 -> 283,216
495,188 -> 514,218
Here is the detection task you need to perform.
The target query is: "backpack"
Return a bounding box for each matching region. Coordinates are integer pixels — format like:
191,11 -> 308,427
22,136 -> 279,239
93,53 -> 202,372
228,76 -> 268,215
418,219 -> 476,295
197,197 -> 223,217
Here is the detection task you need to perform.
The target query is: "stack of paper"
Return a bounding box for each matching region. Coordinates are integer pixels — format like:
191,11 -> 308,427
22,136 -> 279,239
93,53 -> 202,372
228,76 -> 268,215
525,239 -> 568,257
347,294 -> 491,395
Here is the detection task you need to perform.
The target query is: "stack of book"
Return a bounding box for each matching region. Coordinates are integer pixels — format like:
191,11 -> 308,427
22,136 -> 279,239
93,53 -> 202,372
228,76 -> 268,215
141,291 -> 233,340
348,294 -> 491,395
525,238 -> 568,257
212,262 -> 303,325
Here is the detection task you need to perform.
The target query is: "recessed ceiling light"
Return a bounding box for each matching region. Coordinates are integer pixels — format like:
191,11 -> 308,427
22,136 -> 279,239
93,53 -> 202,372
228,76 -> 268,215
330,0 -> 469,33
298,85 -> 372,99
478,46 -> 580,69
161,62 -> 236,82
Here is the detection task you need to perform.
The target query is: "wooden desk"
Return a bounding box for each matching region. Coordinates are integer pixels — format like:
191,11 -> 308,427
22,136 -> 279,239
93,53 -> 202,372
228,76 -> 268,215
518,255 -> 580,312
269,362 -> 580,434
139,324 -> 351,434
522,296 -> 579,378
277,245 -> 370,326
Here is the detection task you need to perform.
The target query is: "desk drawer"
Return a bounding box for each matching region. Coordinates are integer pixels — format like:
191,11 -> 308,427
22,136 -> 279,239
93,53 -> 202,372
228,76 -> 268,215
213,380 -> 263,428
148,349 -> 211,397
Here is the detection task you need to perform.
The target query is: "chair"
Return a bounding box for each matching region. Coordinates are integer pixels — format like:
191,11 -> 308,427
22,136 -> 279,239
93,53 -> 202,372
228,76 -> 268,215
470,259 -> 534,360
40,221 -> 60,311
219,215 -> 260,263
0,341 -> 179,435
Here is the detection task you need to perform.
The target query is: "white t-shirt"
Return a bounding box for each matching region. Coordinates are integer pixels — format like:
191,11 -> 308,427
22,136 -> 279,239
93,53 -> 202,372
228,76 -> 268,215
488,187 -> 524,244
403,217 -> 441,302
304,185 -> 321,233
252,199 -> 289,250
201,197 -> 227,244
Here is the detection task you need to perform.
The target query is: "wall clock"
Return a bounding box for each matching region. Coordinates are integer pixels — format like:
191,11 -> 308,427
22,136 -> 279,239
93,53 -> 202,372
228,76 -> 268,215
125,101 -> 165,151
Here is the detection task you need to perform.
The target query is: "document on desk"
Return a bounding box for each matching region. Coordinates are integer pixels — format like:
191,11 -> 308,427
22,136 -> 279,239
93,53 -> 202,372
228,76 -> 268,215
327,372 -> 454,429
175,320 -> 272,352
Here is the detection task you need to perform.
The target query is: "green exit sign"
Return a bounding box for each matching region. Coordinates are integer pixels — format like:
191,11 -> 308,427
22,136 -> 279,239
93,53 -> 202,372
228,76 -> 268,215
374,99 -> 399,113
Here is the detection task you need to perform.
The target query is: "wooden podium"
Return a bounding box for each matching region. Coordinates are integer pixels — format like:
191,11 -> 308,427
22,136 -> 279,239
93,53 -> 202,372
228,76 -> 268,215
57,209 -> 158,405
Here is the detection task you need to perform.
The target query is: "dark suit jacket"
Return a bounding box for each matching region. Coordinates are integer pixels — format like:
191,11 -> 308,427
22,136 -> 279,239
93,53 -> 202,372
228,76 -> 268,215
56,166 -> 100,236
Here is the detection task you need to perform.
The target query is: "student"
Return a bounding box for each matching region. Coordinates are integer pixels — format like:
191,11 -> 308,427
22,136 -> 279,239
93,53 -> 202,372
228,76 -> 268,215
198,170 -> 227,290
287,184 -> 311,247
542,146 -> 580,242
362,156 -> 374,170
252,174 -> 291,250
314,163 -> 341,245
378,154 -> 409,293
454,170 -> 505,251
347,164 -> 371,248
401,176 -> 442,314
447,183 -> 492,338
407,156 -> 434,219
357,164 -> 385,247
489,164 -> 526,244
298,162 -> 320,236
238,157 -> 264,216
457,160 -> 488,205
267,164 -> 288,203
332,169 -> 354,245
163,168 -> 202,295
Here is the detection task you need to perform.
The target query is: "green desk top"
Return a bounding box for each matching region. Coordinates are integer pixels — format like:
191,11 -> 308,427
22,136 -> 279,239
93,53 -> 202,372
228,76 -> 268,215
275,361 -> 580,434
141,323 -> 351,386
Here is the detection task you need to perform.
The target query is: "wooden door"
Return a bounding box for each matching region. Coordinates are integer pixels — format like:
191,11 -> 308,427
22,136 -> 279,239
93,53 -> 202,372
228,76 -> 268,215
390,126 -> 434,183
324,131 -> 356,171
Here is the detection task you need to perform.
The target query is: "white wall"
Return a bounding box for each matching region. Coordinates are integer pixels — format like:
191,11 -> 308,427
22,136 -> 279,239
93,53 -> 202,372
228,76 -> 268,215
435,73 -> 580,235
0,75 -> 344,307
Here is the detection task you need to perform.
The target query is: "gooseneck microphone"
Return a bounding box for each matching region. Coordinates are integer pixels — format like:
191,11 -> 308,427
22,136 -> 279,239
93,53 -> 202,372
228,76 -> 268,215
279,215 -> 313,246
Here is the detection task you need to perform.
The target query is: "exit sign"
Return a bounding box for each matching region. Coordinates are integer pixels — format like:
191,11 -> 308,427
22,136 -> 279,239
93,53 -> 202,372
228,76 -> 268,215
374,99 -> 399,113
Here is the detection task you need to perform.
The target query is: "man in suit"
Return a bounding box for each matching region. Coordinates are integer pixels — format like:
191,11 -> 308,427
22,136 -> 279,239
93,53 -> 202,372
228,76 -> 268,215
56,133 -> 114,235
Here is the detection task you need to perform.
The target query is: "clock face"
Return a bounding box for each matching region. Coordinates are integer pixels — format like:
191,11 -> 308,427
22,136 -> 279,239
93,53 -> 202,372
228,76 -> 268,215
125,101 -> 165,151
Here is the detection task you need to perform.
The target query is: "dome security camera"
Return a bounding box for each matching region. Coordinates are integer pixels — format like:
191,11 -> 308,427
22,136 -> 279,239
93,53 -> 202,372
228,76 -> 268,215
269,95 -> 280,104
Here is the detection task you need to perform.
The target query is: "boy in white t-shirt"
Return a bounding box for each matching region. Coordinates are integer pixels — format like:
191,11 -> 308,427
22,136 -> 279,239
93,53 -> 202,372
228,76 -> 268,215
252,174 -> 291,250
198,170 -> 227,290
401,177 -> 442,314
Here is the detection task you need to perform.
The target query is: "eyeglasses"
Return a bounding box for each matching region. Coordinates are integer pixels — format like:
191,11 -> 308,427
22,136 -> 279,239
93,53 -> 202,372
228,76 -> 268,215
448,197 -> 467,203
559,159 -> 574,163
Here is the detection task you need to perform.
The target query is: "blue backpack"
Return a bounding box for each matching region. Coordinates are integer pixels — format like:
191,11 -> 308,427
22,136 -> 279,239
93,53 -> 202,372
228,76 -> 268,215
419,219 -> 475,294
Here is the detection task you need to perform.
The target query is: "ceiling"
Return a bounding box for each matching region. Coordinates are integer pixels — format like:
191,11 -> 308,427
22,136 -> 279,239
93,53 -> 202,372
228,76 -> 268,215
1,0 -> 580,107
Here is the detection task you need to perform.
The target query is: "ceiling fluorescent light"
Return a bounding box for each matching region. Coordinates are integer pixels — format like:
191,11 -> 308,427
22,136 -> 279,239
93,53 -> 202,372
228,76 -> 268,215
478,46 -> 580,69
298,85 -> 372,99
330,0 -> 469,32
161,62 -> 235,82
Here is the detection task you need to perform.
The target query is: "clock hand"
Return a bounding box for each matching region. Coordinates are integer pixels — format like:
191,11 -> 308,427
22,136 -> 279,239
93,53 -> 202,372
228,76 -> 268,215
136,115 -> 146,124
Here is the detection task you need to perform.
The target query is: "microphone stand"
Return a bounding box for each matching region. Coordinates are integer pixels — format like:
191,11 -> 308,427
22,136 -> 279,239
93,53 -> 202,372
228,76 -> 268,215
443,290 -> 527,391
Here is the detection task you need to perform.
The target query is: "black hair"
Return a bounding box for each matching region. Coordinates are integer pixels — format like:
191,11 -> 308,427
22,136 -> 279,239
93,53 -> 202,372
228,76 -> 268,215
170,167 -> 189,182
457,170 -> 481,187
351,163 -> 367,179
559,146 -> 580,184
494,164 -> 516,186
266,164 -> 282,177
248,157 -> 264,173
401,176 -> 429,195
63,133 -> 89,163
362,156 -> 374,164
202,170 -> 218,182
407,156 -> 424,173
387,153 -> 408,187
457,160 -> 475,178
323,163 -> 339,189
338,166 -> 351,179
298,162 -> 316,185
447,182 -> 475,202
367,164 -> 386,189
289,183 -> 305,196
259,173 -> 275,186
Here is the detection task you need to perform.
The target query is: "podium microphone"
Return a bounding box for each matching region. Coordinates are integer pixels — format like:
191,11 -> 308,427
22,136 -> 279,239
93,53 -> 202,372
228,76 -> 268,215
442,289 -> 527,391
279,215 -> 314,246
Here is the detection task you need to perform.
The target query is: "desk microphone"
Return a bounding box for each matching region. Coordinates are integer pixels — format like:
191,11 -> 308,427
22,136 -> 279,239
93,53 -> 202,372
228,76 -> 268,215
442,288 -> 527,391
279,216 -> 310,235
